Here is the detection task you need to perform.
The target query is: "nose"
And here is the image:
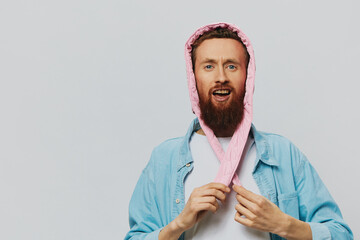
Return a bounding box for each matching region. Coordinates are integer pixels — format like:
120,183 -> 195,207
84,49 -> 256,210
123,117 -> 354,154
216,66 -> 229,84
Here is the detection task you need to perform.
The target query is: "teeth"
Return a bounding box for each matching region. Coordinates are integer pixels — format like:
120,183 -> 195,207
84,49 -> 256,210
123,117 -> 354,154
214,89 -> 230,94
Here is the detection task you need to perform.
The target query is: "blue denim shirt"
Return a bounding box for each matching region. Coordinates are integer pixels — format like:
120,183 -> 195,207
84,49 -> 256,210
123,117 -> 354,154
125,119 -> 353,240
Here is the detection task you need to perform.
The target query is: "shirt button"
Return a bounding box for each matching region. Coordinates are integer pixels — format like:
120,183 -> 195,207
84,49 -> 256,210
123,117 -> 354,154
186,163 -> 191,167
176,199 -> 180,204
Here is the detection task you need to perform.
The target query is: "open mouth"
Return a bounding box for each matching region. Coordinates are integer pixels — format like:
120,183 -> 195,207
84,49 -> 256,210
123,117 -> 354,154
212,89 -> 231,102
212,89 -> 231,96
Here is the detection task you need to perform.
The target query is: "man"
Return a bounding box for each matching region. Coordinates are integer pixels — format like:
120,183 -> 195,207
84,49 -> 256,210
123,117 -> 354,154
125,23 -> 353,240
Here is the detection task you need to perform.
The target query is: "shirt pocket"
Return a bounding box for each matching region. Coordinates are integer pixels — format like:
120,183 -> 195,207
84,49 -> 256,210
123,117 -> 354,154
277,191 -> 299,219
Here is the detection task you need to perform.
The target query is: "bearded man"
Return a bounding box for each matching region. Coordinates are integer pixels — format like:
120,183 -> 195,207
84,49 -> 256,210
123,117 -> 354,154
125,23 -> 353,240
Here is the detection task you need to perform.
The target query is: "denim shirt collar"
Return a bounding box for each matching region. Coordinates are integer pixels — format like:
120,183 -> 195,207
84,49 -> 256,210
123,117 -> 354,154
177,118 -> 279,172
250,123 -> 280,169
177,119 -> 200,171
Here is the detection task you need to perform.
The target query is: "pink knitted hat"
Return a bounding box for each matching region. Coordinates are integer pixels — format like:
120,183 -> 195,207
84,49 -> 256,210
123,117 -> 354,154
185,22 -> 256,186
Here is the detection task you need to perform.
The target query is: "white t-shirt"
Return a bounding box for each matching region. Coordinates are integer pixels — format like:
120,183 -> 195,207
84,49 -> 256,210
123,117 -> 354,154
184,132 -> 269,240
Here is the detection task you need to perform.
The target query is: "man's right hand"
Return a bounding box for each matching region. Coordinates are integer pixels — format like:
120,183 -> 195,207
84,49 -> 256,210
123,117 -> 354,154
159,182 -> 230,240
175,182 -> 230,231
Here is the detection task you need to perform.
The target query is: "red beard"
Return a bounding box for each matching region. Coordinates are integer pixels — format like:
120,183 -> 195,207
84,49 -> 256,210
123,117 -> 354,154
198,85 -> 245,135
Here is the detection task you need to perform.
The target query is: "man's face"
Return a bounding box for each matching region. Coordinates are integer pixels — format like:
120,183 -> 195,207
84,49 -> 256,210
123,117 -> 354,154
194,38 -> 248,136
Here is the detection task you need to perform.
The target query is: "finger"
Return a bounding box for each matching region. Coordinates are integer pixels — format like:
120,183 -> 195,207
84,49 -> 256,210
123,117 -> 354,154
235,193 -> 258,213
191,183 -> 230,201
196,196 -> 220,210
196,202 -> 218,213
235,203 -> 256,220
191,197 -> 220,211
234,211 -> 253,227
202,188 -> 227,202
206,182 -> 231,193
233,185 -> 262,203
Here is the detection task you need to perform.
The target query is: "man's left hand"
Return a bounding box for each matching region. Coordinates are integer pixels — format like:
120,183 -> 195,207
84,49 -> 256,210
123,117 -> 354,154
232,184 -> 289,235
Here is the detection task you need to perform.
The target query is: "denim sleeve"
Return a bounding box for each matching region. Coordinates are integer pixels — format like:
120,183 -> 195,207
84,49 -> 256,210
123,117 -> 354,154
295,154 -> 353,240
124,153 -> 163,240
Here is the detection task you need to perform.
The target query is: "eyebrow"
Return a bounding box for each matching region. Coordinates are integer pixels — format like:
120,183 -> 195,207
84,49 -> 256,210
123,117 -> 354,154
199,58 -> 241,65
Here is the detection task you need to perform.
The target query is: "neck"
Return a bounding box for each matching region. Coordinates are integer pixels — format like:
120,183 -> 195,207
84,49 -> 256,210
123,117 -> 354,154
196,128 -> 234,138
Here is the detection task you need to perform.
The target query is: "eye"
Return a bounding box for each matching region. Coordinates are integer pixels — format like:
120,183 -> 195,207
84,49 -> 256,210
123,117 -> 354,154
227,64 -> 236,70
205,65 -> 213,70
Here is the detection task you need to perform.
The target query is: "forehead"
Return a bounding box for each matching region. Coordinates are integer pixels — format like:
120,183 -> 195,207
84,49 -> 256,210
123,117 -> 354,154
195,38 -> 246,62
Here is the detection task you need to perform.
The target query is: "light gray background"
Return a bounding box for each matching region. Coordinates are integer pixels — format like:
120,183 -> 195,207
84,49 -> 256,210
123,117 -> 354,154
0,0 -> 359,239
